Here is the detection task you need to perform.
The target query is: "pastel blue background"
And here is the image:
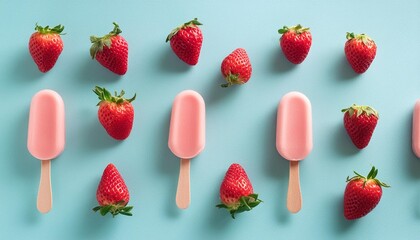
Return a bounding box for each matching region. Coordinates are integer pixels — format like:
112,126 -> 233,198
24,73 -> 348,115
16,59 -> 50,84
0,0 -> 419,239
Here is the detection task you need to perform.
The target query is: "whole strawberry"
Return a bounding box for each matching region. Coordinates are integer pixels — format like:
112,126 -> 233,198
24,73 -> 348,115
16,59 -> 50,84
344,166 -> 389,220
166,18 -> 203,65
216,163 -> 262,219
278,24 -> 312,64
93,86 -> 136,140
345,32 -> 377,73
342,104 -> 378,149
29,24 -> 64,73
93,163 -> 133,217
220,48 -> 252,88
90,23 -> 128,75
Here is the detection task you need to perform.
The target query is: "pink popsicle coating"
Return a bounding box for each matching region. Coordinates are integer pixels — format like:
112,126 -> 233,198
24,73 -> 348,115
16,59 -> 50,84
28,89 -> 65,160
276,91 -> 312,161
168,90 -> 205,159
412,100 -> 420,158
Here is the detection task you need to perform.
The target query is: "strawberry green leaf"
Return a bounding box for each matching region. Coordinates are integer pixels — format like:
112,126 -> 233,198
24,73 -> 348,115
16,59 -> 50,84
90,22 -> 122,59
100,205 -> 112,216
92,206 -> 101,212
215,204 -> 229,209
342,104 -> 378,118
166,18 -> 202,42
221,73 -> 244,88
278,24 -> 309,35
346,32 -> 375,46
93,86 -> 136,105
119,212 -> 133,216
278,26 -> 289,34
346,32 -> 355,40
216,193 -> 262,219
93,203 -> 134,218
35,23 -> 65,35
346,166 -> 390,188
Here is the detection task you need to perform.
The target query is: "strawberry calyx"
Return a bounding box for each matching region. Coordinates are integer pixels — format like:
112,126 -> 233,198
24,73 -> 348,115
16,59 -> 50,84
346,166 -> 390,188
216,193 -> 262,219
166,18 -> 202,42
90,22 -> 122,59
221,73 -> 244,88
35,23 -> 65,34
92,200 -> 133,217
346,32 -> 374,46
93,86 -> 136,106
278,24 -> 310,35
341,104 -> 378,118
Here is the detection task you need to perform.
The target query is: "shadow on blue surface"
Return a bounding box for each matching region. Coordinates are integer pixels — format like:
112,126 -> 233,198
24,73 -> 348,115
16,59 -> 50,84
78,116 -> 122,152
154,108 -> 182,217
270,46 -> 296,73
335,55 -> 361,80
403,110 -> 420,179
14,48 -> 44,82
76,176 -> 115,238
12,108 -> 38,178
73,56 -> 123,85
264,107 -> 291,222
207,178 -> 236,230
332,122 -> 360,156
203,72 -> 241,106
159,47 -> 191,73
333,194 -> 358,233
413,190 -> 420,219
13,108 -> 42,222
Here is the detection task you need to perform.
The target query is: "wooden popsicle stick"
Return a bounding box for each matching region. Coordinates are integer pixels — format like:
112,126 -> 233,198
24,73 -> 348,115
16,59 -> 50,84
176,158 -> 191,209
287,161 -> 302,213
37,160 -> 52,213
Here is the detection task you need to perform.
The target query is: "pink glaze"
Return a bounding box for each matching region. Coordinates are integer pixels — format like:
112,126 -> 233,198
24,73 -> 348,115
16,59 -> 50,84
168,90 -> 205,159
412,100 -> 420,158
276,91 -> 312,161
28,89 -> 65,160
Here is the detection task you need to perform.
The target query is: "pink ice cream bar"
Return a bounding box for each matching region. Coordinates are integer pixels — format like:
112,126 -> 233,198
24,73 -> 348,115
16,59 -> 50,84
276,91 -> 312,213
169,90 -> 205,209
412,100 -> 420,157
28,89 -> 65,213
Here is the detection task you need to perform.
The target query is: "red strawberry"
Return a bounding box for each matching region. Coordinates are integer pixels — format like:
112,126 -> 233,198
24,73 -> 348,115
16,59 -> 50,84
344,32 -> 377,73
29,24 -> 64,73
90,22 -> 128,75
166,18 -> 203,65
93,163 -> 133,217
216,163 -> 262,219
342,104 -> 378,149
278,24 -> 312,64
220,48 -> 252,88
93,86 -> 136,140
344,166 -> 389,220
